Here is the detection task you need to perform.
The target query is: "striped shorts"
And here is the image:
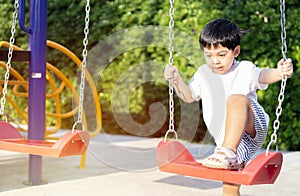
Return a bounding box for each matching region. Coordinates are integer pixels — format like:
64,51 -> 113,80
236,99 -> 269,164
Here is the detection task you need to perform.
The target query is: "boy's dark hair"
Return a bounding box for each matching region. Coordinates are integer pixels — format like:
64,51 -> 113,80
199,18 -> 247,51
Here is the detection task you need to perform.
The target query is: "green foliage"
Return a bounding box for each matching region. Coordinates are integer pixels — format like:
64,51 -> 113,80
0,0 -> 299,149
0,0 -> 28,48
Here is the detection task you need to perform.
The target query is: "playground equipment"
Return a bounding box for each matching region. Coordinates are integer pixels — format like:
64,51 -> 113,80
0,0 -> 99,185
0,40 -> 102,158
157,0 -> 287,185
0,40 -> 102,139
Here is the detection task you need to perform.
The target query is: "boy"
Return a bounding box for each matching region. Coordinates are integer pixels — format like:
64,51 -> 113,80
164,18 -> 293,196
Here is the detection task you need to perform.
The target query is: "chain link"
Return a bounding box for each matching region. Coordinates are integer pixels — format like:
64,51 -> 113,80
280,0 -> 287,60
266,0 -> 287,154
72,0 -> 90,132
168,0 -> 175,67
164,0 -> 178,142
0,0 -> 19,118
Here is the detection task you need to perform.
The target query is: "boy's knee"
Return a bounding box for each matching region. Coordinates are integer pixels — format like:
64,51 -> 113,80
227,94 -> 249,106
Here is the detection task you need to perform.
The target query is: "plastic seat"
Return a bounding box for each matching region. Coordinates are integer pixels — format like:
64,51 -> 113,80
0,121 -> 89,158
156,140 -> 282,185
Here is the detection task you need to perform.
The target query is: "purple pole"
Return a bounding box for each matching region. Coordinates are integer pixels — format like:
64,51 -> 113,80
19,0 -> 48,185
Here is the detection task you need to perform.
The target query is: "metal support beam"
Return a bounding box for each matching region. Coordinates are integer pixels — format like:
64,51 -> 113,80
19,0 -> 48,185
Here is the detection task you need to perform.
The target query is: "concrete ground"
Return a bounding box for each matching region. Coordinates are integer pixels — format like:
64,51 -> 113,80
0,132 -> 299,196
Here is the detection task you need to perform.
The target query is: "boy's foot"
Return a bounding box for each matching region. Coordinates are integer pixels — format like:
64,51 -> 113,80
202,147 -> 239,170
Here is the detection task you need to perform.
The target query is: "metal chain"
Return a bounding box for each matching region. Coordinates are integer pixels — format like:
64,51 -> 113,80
72,0 -> 90,132
280,0 -> 287,61
0,0 -> 19,119
266,0 -> 287,154
164,0 -> 178,142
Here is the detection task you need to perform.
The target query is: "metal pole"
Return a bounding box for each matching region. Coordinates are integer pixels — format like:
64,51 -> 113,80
23,0 -> 47,185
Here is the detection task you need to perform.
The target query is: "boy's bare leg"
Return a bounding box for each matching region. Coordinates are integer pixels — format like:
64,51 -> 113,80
222,94 -> 255,152
221,94 -> 255,195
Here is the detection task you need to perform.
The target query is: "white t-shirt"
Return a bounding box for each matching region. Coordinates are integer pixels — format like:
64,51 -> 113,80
188,60 -> 269,146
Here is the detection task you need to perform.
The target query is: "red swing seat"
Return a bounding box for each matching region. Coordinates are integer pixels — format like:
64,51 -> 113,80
156,140 -> 283,185
0,121 -> 89,158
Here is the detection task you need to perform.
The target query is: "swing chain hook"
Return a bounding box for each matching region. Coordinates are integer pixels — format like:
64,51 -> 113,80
72,0 -> 90,133
164,0 -> 178,142
266,0 -> 287,156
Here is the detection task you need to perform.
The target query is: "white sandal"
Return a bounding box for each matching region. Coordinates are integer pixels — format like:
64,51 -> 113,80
202,147 -> 239,170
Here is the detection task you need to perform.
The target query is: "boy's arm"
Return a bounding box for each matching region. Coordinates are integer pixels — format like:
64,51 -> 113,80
259,58 -> 293,84
164,65 -> 196,103
172,76 -> 195,103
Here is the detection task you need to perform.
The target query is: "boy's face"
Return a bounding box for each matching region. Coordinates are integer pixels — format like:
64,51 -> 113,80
204,44 -> 240,74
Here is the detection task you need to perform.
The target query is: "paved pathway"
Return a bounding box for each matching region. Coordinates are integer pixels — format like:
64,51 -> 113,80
0,133 -> 299,195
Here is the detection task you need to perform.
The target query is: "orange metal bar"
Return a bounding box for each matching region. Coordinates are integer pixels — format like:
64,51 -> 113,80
1,40 -> 102,167
47,40 -> 102,137
1,40 -> 102,138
